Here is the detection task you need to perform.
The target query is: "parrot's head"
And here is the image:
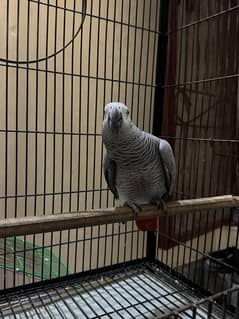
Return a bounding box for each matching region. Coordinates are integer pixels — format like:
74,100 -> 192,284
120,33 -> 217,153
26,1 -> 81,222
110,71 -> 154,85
103,102 -> 131,133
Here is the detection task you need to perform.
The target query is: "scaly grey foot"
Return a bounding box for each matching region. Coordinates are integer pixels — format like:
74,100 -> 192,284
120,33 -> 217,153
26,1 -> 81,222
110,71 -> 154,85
125,201 -> 142,215
151,198 -> 167,214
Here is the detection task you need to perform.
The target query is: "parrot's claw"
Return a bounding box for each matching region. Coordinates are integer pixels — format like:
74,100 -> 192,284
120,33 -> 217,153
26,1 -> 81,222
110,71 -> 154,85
151,199 -> 167,214
125,201 -> 142,216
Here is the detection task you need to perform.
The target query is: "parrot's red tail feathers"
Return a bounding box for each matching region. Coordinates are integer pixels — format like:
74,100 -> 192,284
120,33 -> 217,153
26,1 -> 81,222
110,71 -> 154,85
136,218 -> 158,231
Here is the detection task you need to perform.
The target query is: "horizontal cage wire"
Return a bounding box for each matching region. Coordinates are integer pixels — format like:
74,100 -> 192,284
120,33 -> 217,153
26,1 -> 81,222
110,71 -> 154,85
0,0 -> 239,319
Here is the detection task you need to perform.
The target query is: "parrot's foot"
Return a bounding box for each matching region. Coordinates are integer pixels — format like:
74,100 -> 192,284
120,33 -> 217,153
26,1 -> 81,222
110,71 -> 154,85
125,201 -> 142,215
151,199 -> 167,214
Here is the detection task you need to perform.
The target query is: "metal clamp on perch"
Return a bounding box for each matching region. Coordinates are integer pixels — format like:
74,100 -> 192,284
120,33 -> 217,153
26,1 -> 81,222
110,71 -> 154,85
0,195 -> 238,238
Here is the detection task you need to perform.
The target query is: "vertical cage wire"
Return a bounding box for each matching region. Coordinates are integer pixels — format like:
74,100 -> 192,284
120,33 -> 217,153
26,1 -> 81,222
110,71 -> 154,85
157,0 -> 239,249
0,261 -> 238,318
0,0 -> 161,289
155,1 -> 239,307
0,2 -> 238,318
0,0 -> 159,215
0,0 -> 238,302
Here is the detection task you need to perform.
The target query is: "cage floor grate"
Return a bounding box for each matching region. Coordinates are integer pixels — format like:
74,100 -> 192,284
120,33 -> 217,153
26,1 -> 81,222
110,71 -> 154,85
0,262 -> 235,319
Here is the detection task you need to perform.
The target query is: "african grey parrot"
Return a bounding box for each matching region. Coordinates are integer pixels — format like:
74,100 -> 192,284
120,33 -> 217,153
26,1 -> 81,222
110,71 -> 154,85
102,102 -> 176,213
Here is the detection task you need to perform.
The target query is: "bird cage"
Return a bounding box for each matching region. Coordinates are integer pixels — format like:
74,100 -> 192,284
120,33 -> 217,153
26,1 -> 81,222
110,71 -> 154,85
0,0 -> 239,318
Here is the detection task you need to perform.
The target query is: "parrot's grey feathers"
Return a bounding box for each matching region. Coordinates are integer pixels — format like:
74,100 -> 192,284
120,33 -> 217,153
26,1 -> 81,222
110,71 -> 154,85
158,139 -> 176,196
102,102 -> 176,211
103,154 -> 119,200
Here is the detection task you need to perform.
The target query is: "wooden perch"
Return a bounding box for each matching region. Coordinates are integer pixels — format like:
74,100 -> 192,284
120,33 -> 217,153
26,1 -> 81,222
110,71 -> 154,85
0,195 -> 238,238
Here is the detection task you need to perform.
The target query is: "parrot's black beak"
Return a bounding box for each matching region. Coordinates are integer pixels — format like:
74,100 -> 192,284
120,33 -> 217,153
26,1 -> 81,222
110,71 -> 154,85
108,109 -> 123,131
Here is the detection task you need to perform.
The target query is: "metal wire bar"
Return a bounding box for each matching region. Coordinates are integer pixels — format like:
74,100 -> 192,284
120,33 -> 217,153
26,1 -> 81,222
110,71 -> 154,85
0,188 -> 109,201
0,1 -> 238,311
0,0 -> 87,64
3,0 -> 10,290
122,270 -> 191,314
0,63 -> 157,88
156,230 -> 239,274
0,229 -> 142,263
161,137 -> 239,143
99,0 -> 110,268
168,4 -> 239,33
158,284 -> 239,319
27,0 -> 161,35
100,270 -> 156,318
0,262 -> 237,319
164,73 -> 239,88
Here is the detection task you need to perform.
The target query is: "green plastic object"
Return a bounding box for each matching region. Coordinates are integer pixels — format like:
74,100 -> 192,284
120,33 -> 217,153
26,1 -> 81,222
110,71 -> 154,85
0,237 -> 68,280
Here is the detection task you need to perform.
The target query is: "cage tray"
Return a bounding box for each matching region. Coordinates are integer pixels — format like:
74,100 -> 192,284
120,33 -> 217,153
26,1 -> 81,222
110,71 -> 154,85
0,261 -> 235,319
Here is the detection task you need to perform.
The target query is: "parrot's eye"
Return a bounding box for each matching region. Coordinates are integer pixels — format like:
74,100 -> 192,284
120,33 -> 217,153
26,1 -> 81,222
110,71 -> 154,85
126,110 -> 129,116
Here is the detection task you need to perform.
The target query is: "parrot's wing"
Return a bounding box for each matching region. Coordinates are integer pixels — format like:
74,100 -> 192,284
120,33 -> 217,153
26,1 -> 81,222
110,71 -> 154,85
103,153 -> 119,199
158,138 -> 176,196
